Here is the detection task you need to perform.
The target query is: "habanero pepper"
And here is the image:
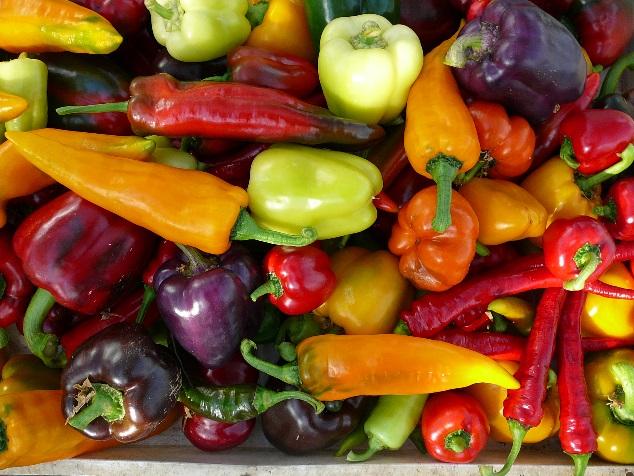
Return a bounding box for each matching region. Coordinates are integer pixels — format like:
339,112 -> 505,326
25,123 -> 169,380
5,131 -> 318,255
56,73 -> 385,146
0,230 -> 33,328
404,32 -> 480,232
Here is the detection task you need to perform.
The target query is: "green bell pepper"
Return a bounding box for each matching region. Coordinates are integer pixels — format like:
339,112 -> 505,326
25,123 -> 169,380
0,53 -> 47,136
318,14 -> 423,125
145,0 -> 252,62
304,0 -> 399,50
247,143 -> 382,239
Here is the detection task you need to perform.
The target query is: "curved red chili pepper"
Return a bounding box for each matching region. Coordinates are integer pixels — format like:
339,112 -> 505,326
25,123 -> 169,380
433,330 -> 525,361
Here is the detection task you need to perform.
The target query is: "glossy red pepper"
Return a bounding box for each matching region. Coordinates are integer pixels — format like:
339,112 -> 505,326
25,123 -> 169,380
573,0 -> 634,67
582,336 -> 634,353
182,412 -> 255,452
142,240 -> 178,287
71,0 -> 148,36
559,109 -> 634,175
250,245 -> 336,315
227,46 -> 319,98
595,177 -> 634,240
0,230 -> 34,328
422,390 -> 490,464
542,216 -> 616,291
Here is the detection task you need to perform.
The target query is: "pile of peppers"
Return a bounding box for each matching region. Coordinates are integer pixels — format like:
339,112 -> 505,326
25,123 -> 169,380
0,0 -> 633,473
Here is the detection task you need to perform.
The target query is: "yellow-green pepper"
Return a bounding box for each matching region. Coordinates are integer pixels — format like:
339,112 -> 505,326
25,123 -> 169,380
247,144 -> 382,239
0,354 -> 60,396
487,297 -> 534,336
318,14 -> 423,125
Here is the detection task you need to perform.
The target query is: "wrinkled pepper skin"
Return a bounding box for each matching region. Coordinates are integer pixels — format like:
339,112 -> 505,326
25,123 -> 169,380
61,323 -> 182,443
388,186 -> 479,292
0,354 -> 60,395
71,0 -> 148,36
40,53 -> 132,135
0,231 -> 33,328
247,144 -> 382,239
13,191 -> 156,314
448,0 -> 587,124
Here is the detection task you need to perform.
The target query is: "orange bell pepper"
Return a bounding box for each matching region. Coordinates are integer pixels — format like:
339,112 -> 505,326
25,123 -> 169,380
404,31 -> 480,232
246,0 -> 315,61
388,185 -> 479,292
0,91 -> 28,122
0,0 -> 122,54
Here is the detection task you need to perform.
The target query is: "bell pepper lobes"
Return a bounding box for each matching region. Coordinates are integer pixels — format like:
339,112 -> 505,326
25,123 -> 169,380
247,143 -> 382,240
246,0 -> 315,61
145,0 -> 251,62
0,92 -> 27,123
0,0 -> 122,54
304,0 -> 399,52
399,0 -> 461,52
241,334 -> 519,402
0,230 -> 33,328
0,53 -> 47,134
0,354 -> 60,395
445,0 -> 587,125
71,0 -> 148,36
466,101 -> 536,179
404,32 -> 480,232
465,361 -> 560,444
62,322 -> 181,443
314,246 -> 413,335
459,178 -> 547,246
585,348 -> 634,464
595,177 -> 634,240
318,14 -> 423,125
388,185 -> 479,292
5,130 -> 319,255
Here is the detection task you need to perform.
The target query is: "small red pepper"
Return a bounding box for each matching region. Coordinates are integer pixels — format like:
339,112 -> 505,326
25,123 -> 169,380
542,216 -> 616,291
557,291 -> 597,476
0,230 -> 34,328
250,245 -> 336,315
433,330 -> 525,361
594,177 -> 634,241
422,390 -> 490,464
559,109 -> 634,175
582,336 -> 634,353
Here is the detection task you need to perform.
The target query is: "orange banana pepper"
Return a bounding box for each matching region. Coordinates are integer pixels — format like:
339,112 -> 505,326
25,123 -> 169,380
404,32 -> 480,232
0,0 -> 122,54
388,185 -> 479,291
0,129 -> 156,228
0,91 -> 28,122
242,334 -> 519,401
467,101 -> 536,179
247,0 -> 315,61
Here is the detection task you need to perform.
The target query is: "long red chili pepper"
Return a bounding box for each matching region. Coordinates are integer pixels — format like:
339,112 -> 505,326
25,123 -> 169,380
480,288 -> 567,476
582,336 -> 634,353
433,330 -> 525,361
557,291 -> 597,476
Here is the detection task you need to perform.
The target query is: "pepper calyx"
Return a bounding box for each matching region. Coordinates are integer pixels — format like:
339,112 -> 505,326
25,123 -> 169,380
174,243 -> 218,275
250,273 -> 284,301
426,154 -> 462,233
565,243 -> 601,291
67,379 -> 125,430
350,21 -> 388,50
445,429 -> 471,453
576,143 -> 634,197
608,361 -> 634,425
231,209 -> 318,247
240,339 -> 301,387
246,1 -> 269,28
593,199 -> 617,223
559,137 -> 579,169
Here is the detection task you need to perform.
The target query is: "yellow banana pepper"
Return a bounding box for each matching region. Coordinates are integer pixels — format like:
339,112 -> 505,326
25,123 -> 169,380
0,91 -> 27,123
487,297 -> 534,336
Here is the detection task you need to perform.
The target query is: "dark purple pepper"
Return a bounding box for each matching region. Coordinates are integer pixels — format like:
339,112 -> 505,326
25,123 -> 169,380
400,0 -> 461,52
446,0 -> 587,124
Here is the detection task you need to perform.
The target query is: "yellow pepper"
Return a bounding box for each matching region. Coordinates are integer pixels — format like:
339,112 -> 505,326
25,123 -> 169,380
459,178 -> 547,245
487,297 -> 534,336
582,262 -> 634,339
246,0 -> 315,61
0,354 -> 60,396
465,361 -> 560,444
314,246 -> 413,334
0,91 -> 27,123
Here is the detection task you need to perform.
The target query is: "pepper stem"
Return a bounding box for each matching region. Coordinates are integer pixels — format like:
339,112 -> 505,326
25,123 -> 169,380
56,101 -> 129,116
144,0 -> 174,20
445,429 -> 471,453
559,137 -> 579,169
0,274 -> 5,300
599,51 -> 634,99
23,288 -> 67,368
239,339 -> 301,386
175,243 -> 216,274
231,209 -> 318,247
136,285 -> 155,325
350,21 -> 388,49
454,154 -> 493,186
609,361 -> 634,424
277,341 -> 297,362
576,144 -> 634,197
476,241 -> 491,257
479,419 -> 528,476
0,329 -> 8,349
565,243 -> 601,291
246,1 -> 269,28
444,33 -> 483,68
426,154 -> 462,233
566,452 -> 592,476
250,274 -> 283,301
336,424 -> 368,457
257,386 -> 324,415
67,381 -> 125,430
347,435 -> 385,462
593,200 -> 617,223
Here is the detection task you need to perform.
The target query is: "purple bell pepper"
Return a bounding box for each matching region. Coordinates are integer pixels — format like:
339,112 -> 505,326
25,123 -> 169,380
445,0 -> 587,124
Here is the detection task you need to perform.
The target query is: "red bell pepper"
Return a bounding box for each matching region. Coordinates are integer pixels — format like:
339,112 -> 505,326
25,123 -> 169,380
595,177 -> 634,240
0,230 -> 34,328
542,216 -> 616,291
421,390 -> 490,464
250,245 -> 336,315
71,0 -> 148,36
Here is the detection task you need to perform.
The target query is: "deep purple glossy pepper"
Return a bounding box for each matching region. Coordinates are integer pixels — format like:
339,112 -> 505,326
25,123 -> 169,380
399,0 -> 461,52
153,244 -> 262,369
446,0 -> 587,124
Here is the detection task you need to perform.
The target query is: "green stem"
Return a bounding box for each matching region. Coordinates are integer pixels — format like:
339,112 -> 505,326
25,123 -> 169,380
576,143 -> 634,197
23,288 -> 66,368
231,209 -> 318,247
258,386 -> 324,414
393,320 -> 411,335
479,419 -> 528,476
476,241 -> 490,257
444,33 -> 483,68
336,424 -> 368,457
565,243 -> 601,291
67,382 -> 125,430
144,0 -> 174,20
609,361 -> 634,424
445,429 -> 471,453
277,341 -> 297,362
347,436 -> 385,462
426,154 -> 462,233
250,274 -> 283,301
174,243 -> 215,274
599,51 -> 634,99
559,137 -> 579,169
203,72 -> 232,82
0,328 -> 9,349
454,154 -> 492,186
0,274 -> 5,301
136,285 -> 155,325
56,101 -> 129,116
567,452 -> 592,476
240,339 -> 301,386
350,21 -> 387,49
246,1 -> 269,28
593,200 -> 617,223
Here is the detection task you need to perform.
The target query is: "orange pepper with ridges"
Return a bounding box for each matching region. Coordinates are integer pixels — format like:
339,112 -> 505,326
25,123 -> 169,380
404,31 -> 480,232
0,91 -> 27,122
